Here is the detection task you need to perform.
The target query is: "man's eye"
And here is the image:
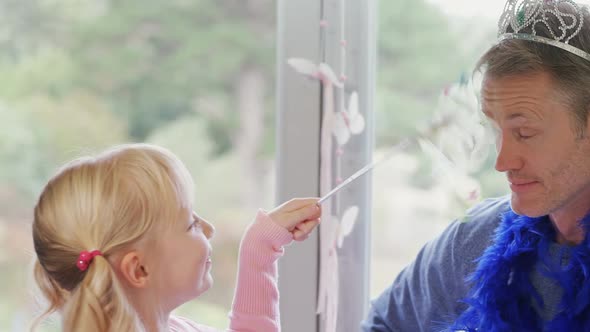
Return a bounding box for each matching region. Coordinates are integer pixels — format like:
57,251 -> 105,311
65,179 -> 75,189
516,130 -> 535,140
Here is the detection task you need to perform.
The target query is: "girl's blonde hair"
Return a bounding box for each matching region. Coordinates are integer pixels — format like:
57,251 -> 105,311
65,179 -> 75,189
31,143 -> 194,332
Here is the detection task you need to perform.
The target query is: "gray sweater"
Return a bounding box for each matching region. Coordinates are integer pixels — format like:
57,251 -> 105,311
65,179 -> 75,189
361,196 -> 568,332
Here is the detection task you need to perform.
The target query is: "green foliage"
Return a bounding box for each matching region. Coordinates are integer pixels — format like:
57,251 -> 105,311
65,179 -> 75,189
65,0 -> 275,140
147,114 -> 272,219
0,1 -> 279,330
0,49 -> 76,99
375,0 -> 506,209
147,113 -> 214,174
0,105 -> 48,198
0,94 -> 128,199
377,0 -> 471,147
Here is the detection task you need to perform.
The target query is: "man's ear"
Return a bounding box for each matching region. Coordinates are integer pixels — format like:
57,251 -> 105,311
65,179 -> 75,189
118,250 -> 149,289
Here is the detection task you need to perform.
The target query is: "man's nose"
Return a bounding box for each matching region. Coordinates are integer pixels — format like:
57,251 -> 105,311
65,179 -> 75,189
494,136 -> 523,172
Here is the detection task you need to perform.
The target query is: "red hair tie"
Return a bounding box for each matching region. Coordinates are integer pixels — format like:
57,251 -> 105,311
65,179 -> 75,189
76,250 -> 102,271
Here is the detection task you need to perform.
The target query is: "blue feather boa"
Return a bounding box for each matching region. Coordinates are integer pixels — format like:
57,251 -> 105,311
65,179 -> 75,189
450,210 -> 590,331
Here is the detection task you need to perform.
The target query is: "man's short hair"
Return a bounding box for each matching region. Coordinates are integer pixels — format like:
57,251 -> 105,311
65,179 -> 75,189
477,2 -> 590,136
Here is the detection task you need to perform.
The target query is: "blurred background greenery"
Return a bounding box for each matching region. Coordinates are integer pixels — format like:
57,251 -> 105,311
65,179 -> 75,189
0,0 -> 509,330
370,0 -> 509,298
1,0 -> 277,330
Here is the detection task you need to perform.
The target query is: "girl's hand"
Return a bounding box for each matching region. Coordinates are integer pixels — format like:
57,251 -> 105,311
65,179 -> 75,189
268,198 -> 322,241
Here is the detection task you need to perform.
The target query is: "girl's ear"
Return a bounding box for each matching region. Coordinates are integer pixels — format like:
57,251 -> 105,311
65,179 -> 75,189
118,250 -> 150,289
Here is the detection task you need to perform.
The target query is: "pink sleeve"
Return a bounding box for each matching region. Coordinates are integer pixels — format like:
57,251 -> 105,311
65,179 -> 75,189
227,210 -> 293,332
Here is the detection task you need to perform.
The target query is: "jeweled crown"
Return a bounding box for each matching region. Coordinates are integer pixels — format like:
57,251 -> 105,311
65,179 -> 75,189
497,0 -> 590,61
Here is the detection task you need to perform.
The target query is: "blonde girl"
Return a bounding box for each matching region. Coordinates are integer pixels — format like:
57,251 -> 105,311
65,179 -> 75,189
31,143 -> 321,332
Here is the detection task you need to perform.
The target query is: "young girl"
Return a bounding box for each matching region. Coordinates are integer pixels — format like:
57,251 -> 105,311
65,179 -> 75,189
31,143 -> 321,332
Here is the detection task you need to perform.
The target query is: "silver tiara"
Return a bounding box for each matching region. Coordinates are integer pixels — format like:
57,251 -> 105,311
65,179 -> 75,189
497,0 -> 590,61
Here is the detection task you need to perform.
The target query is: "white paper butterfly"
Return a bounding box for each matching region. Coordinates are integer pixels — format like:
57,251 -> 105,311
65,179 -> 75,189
334,205 -> 358,248
430,75 -> 492,174
287,58 -> 343,87
419,138 -> 482,203
332,92 -> 365,146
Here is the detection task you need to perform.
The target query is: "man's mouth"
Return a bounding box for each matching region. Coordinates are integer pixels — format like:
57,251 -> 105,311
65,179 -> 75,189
509,179 -> 539,193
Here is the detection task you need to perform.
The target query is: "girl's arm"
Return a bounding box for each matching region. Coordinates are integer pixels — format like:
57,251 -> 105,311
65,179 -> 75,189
227,210 -> 292,332
228,199 -> 320,332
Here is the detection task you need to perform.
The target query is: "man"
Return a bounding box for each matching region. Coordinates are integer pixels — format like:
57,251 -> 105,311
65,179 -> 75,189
362,0 -> 590,331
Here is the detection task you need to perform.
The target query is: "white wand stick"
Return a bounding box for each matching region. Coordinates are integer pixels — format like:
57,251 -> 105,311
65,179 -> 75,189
318,138 -> 416,204
317,116 -> 452,205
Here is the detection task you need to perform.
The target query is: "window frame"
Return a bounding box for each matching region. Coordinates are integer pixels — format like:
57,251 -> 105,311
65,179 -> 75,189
276,0 -> 377,330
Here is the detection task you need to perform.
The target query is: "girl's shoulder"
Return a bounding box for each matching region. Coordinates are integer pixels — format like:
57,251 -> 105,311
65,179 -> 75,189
169,315 -> 220,332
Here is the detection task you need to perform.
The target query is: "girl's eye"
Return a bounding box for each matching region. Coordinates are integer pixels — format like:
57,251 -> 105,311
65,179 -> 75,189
188,218 -> 201,231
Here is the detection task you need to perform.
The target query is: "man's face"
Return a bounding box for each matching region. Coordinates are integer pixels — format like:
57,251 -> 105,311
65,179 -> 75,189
482,71 -> 590,219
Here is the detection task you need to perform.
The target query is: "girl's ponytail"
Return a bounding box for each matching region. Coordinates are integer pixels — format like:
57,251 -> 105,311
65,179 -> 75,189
61,257 -> 142,332
30,259 -> 67,331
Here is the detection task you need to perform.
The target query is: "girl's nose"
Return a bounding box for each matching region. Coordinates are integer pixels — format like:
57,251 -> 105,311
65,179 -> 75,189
202,219 -> 215,239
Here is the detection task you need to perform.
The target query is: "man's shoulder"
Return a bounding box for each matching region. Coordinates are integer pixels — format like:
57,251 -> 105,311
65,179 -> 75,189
445,195 -> 511,265
458,195 -> 511,236
407,196 -> 511,277
423,195 -> 510,258
360,196 -> 512,331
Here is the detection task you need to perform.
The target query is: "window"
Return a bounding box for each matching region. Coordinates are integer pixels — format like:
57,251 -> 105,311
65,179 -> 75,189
371,0 -> 508,302
277,0 -> 375,331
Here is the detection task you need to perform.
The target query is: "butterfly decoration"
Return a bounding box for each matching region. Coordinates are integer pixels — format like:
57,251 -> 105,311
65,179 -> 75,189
332,92 -> 365,146
334,205 -> 358,248
288,56 -> 363,332
421,75 -> 492,206
287,58 -> 343,88
317,206 -> 359,332
420,139 -> 482,205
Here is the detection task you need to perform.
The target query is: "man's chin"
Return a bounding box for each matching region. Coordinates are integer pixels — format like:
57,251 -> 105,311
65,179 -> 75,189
510,196 -> 547,217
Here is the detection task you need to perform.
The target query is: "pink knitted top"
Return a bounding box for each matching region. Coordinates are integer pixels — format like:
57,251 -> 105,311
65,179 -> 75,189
169,210 -> 293,332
